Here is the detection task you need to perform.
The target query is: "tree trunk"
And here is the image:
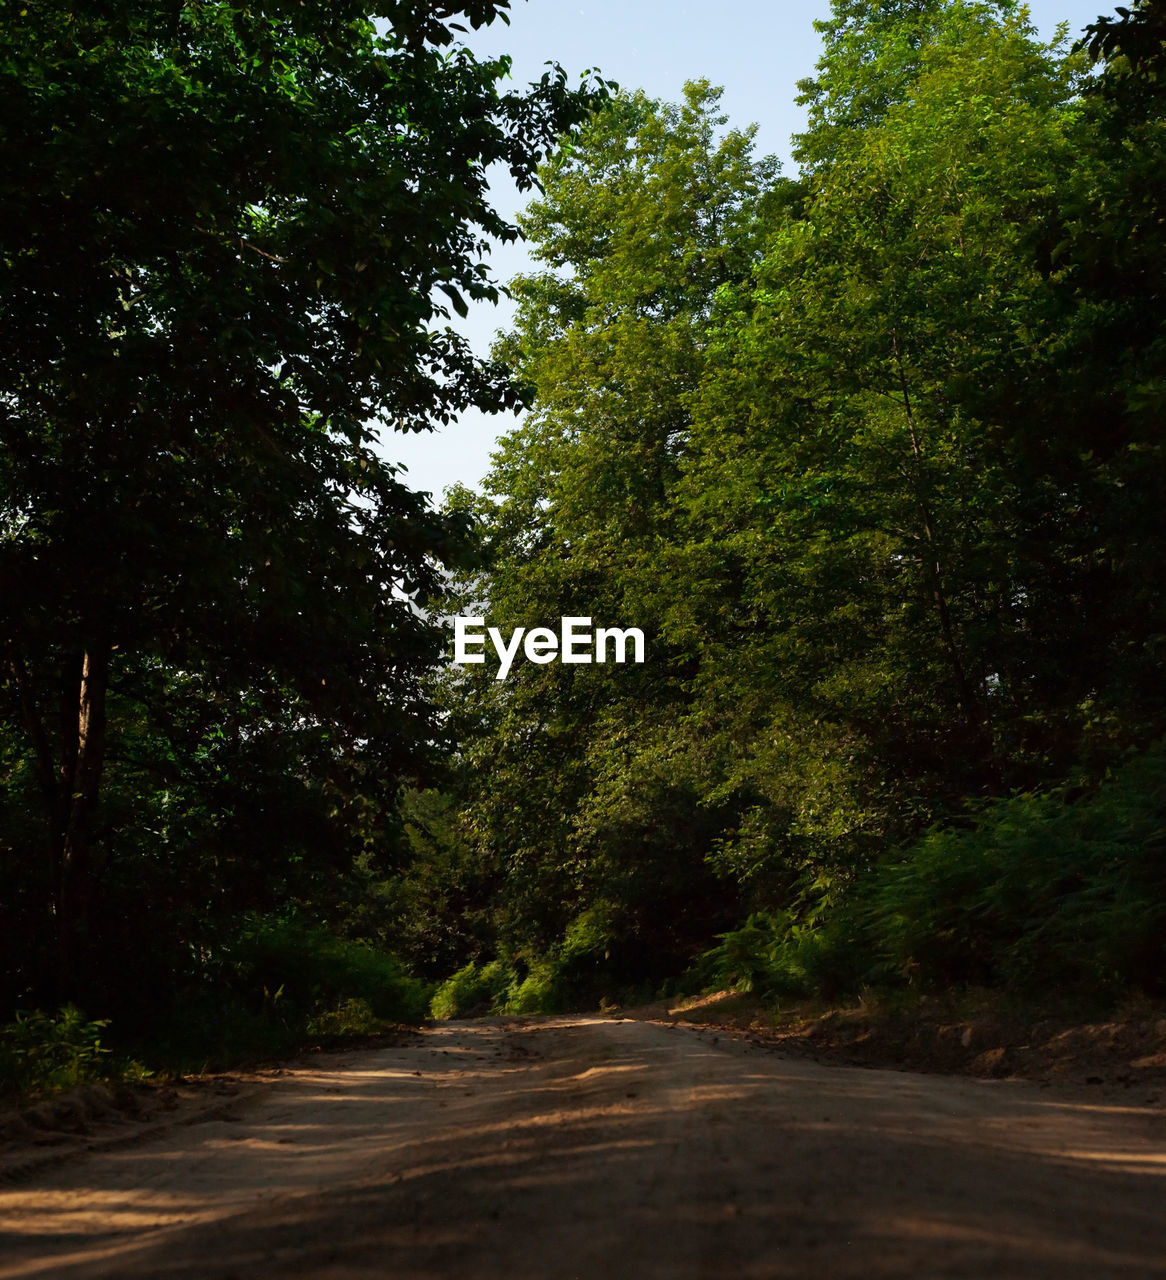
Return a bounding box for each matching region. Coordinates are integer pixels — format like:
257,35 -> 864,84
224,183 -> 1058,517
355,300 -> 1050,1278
55,640 -> 111,999
890,331 -> 984,736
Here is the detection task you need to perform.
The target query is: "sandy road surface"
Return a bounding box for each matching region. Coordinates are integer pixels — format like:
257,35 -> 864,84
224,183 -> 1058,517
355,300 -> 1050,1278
1,1016 -> 1164,1279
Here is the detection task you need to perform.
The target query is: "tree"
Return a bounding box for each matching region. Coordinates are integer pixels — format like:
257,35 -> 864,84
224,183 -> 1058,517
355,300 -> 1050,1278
1043,0 -> 1166,757
433,83 -> 783,979
400,0 -> 1166,1004
793,0 -> 1025,169
681,5 -> 1088,872
0,0 -> 601,1004
1080,0 -> 1166,71
445,3 -> 1111,973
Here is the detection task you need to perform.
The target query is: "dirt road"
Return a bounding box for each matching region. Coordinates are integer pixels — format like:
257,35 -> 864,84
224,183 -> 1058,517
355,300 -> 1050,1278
2,1016 -> 1164,1278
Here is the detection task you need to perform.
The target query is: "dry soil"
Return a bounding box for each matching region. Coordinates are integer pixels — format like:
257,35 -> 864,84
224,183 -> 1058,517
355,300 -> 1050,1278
1,1015 -> 1164,1278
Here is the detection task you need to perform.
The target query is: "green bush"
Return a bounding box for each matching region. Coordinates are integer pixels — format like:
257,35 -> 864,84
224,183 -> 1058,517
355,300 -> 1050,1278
0,1005 -> 111,1097
429,945 -> 603,1018
430,907 -> 630,1019
430,961 -> 489,1019
144,919 -> 431,1067
0,926 -> 432,1085
504,962 -> 558,1014
429,959 -> 516,1019
869,747 -> 1166,994
692,913 -> 790,995
142,989 -> 303,1070
689,744 -> 1166,1003
306,997 -> 384,1039
231,919 -> 431,1024
691,910 -> 866,1001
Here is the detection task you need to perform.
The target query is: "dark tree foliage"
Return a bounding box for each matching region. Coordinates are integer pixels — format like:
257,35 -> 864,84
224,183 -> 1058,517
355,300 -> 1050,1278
1081,0 -> 1166,69
0,0 -> 601,1012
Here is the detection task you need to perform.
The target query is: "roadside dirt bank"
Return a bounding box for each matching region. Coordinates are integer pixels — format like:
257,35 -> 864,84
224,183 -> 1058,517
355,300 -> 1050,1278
0,1016 -> 1163,1278
0,1032 -> 423,1186
621,991 -> 1166,1092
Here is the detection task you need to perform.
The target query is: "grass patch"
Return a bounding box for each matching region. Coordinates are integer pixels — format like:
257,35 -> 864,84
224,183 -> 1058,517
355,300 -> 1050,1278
0,1005 -> 152,1101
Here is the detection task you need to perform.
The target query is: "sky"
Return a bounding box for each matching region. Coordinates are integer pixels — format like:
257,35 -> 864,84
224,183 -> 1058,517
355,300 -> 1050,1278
385,0 -> 1114,503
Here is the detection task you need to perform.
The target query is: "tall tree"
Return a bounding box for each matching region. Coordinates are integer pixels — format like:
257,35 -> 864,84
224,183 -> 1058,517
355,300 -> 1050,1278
433,83 -> 783,977
793,0 -> 1025,169
439,3 -> 1123,977
682,4 -> 1088,871
0,0 -> 600,1003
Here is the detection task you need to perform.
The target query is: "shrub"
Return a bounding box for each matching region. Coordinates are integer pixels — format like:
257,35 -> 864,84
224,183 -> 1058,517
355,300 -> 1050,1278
0,1005 -> 111,1097
504,962 -> 558,1014
306,997 -> 383,1039
691,910 -> 867,1001
868,746 -> 1166,994
430,906 -> 630,1019
231,919 -> 431,1024
688,746 -> 1166,1004
429,959 -> 516,1019
145,919 -> 431,1067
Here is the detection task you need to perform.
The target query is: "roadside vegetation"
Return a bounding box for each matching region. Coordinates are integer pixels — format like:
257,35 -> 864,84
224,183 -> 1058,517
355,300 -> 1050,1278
414,0 -> 1166,1024
0,0 -> 601,1097
2,0 -> 1164,1095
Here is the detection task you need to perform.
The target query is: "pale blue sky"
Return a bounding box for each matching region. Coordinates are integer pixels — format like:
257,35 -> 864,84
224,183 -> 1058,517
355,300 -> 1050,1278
386,0 -> 1114,501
